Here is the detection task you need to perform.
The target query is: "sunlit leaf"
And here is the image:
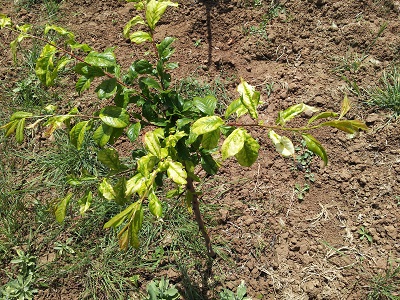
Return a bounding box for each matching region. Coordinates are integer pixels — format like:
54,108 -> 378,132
99,178 -> 116,200
321,120 -> 368,134
45,24 -> 74,39
99,106 -> 130,128
0,14 -> 12,28
127,122 -> 141,142
15,118 -> 25,144
148,191 -> 162,217
78,191 -> 92,216
339,94 -> 351,119
268,130 -> 294,157
10,111 -> 33,121
167,160 -> 187,185
69,121 -> 89,150
307,111 -> 338,125
137,154 -> 158,177
201,128 -> 220,150
146,0 -> 178,30
193,95 -> 217,116
225,98 -> 248,119
235,132 -> 260,167
35,44 -> 57,86
123,16 -> 145,38
221,128 -> 246,160
104,202 -> 137,229
276,103 -> 318,126
98,148 -> 122,170
129,31 -> 153,44
237,79 -> 260,119
144,129 -> 164,158
126,173 -> 146,197
302,133 -> 328,166
85,50 -> 116,67
93,123 -> 113,147
191,116 -> 224,135
55,193 -> 73,223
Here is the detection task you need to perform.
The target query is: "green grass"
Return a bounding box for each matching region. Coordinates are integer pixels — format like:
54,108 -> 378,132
365,67 -> 400,115
368,259 -> 400,300
177,76 -> 232,114
15,0 -> 61,20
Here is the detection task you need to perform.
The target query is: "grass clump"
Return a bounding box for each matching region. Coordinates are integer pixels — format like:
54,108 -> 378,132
365,67 -> 400,115
368,259 -> 400,300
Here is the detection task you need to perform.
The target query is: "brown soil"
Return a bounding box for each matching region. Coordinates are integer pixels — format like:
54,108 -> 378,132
1,0 -> 400,299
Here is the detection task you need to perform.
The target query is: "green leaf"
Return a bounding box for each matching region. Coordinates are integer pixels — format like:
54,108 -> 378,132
10,111 -> 33,121
99,106 -> 130,128
221,128 -> 246,160
15,118 -> 25,144
131,60 -> 154,74
123,16 -> 145,38
193,95 -> 217,116
302,133 -> 328,166
146,0 -> 178,30
76,75 -> 94,94
201,128 -> 220,150
200,150 -> 219,175
276,103 -> 318,126
139,77 -> 162,91
3,120 -> 18,137
113,177 -> 128,205
235,132 -> 260,167
0,14 -> 12,28
45,24 -> 74,39
69,42 -> 92,52
35,44 -> 57,86
339,94 -> 351,119
126,173 -> 146,197
237,79 -> 260,119
157,37 -> 176,60
307,111 -> 338,125
148,191 -> 162,217
185,191 -> 193,213
167,160 -> 187,185
93,123 -> 113,147
75,63 -> 105,77
137,154 -> 158,177
78,191 -> 92,216
144,129 -> 164,158
69,121 -> 89,150
225,98 -> 248,119
55,193 -> 73,223
99,178 -> 116,200
191,116 -> 224,135
321,120 -> 368,134
237,281 -> 248,299
96,78 -> 118,99
104,202 -> 137,229
10,32 -> 30,63
129,31 -> 153,44
268,130 -> 295,157
85,50 -> 116,67
98,148 -> 122,170
127,122 -> 141,142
